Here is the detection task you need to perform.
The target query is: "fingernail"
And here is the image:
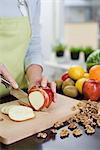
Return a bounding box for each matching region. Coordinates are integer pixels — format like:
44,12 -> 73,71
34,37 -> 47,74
14,83 -> 18,89
53,88 -> 56,93
42,84 -> 46,88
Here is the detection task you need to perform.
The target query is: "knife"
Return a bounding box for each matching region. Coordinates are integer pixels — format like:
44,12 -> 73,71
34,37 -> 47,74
1,76 -> 30,106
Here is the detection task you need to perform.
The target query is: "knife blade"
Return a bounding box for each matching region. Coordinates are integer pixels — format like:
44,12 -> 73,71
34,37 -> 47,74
9,87 -> 31,106
9,87 -> 28,99
1,76 -> 30,106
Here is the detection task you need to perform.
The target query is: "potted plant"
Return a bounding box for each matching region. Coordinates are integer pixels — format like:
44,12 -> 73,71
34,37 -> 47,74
52,42 -> 66,57
83,46 -> 94,61
69,47 -> 82,60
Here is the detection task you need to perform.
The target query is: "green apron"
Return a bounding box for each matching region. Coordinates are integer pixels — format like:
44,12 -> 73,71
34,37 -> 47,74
0,16 -> 31,96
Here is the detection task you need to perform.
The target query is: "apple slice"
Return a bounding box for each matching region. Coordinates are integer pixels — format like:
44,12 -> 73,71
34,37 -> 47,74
8,106 -> 35,122
43,88 -> 54,108
38,88 -> 50,108
1,106 -> 9,114
29,91 -> 45,111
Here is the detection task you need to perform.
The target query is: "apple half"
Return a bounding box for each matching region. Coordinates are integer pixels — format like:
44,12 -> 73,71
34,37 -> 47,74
28,87 -> 54,111
8,105 -> 35,122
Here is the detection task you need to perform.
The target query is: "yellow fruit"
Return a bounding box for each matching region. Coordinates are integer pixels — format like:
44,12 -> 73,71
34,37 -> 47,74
75,78 -> 88,94
83,72 -> 89,79
68,65 -> 84,80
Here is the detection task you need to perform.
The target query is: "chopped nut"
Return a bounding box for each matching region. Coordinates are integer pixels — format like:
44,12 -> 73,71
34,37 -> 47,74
50,129 -> 57,134
60,129 -> 69,139
53,121 -> 64,129
73,128 -> 83,137
68,123 -> 77,130
97,119 -> 100,127
37,132 -> 47,139
72,106 -> 77,111
85,125 -> 95,135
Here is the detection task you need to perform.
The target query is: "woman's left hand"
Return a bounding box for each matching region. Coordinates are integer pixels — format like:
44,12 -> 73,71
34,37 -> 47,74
26,65 -> 56,101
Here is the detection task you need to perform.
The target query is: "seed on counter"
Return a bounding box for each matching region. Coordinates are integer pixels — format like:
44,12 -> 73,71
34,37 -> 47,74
37,132 -> 47,139
85,125 -> 95,135
68,122 -> 77,130
73,128 -> 83,137
50,129 -> 57,134
60,129 -> 69,139
0,118 -> 4,121
53,121 -> 64,130
71,106 -> 77,111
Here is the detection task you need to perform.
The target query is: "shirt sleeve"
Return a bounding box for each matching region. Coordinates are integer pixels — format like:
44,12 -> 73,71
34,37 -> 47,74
25,0 -> 43,71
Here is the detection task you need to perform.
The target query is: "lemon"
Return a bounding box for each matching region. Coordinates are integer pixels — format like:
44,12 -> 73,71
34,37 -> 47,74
75,78 -> 88,94
68,65 -> 84,80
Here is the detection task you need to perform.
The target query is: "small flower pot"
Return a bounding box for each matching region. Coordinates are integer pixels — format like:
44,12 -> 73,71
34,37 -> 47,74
70,52 -> 79,60
56,51 -> 64,57
84,53 -> 90,62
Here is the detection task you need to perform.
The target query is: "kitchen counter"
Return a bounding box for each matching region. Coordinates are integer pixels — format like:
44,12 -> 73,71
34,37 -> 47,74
0,96 -> 100,150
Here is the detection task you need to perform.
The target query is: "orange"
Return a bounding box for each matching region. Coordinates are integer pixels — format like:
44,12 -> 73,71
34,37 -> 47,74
75,78 -> 88,94
68,65 -> 84,80
83,72 -> 89,79
89,65 -> 100,81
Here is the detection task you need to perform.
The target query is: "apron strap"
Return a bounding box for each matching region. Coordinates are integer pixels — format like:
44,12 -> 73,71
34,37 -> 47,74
18,0 -> 29,17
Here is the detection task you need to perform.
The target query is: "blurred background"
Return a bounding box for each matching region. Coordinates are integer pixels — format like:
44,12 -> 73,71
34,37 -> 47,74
40,0 -> 100,80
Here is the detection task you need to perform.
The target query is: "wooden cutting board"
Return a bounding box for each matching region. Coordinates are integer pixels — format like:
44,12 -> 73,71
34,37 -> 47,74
0,94 -> 80,145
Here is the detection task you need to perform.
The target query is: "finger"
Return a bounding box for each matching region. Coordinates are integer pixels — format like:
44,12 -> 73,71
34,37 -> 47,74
0,74 -> 1,84
41,76 -> 48,88
50,82 -> 56,102
54,93 -> 57,102
28,81 -> 40,92
50,82 -> 56,93
0,64 -> 18,89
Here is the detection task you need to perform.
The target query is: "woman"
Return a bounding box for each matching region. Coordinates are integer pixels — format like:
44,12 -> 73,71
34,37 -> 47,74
0,0 -> 56,97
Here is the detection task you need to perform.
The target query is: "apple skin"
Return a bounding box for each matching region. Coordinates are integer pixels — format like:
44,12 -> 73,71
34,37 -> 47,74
61,73 -> 69,81
43,87 -> 54,108
28,87 -> 54,110
82,80 -> 100,101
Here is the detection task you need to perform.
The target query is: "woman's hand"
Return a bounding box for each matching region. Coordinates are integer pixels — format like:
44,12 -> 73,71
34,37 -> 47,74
26,65 -> 56,100
0,64 -> 18,89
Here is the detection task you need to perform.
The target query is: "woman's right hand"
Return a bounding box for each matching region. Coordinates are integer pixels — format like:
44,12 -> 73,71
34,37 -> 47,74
0,64 -> 18,89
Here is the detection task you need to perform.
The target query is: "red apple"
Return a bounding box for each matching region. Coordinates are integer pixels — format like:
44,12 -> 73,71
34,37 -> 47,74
28,87 -> 54,110
82,80 -> 100,101
61,72 -> 69,81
